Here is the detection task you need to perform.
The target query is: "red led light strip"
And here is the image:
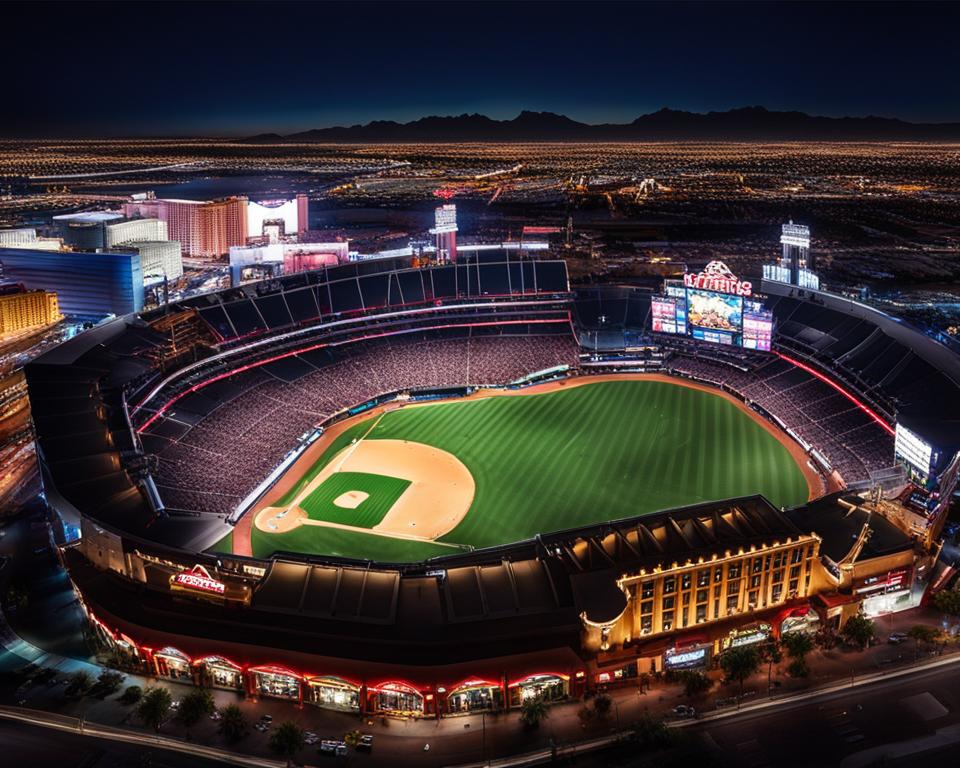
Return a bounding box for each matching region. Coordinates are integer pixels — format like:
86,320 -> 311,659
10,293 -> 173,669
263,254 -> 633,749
137,317 -> 571,433
774,351 -> 895,436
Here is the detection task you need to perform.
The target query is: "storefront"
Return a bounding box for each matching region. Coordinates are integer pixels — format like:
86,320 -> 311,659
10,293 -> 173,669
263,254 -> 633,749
371,682 -> 425,716
508,673 -> 569,707
720,623 -> 772,652
154,647 -> 192,681
305,676 -> 361,713
250,665 -> 302,701
595,661 -> 639,687
197,656 -> 243,690
779,607 -> 820,636
859,568 -> 916,617
444,679 -> 503,714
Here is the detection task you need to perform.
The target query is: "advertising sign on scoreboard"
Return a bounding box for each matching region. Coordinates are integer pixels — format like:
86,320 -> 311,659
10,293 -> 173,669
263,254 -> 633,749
743,308 -> 774,351
651,296 -> 686,334
894,423 -> 934,484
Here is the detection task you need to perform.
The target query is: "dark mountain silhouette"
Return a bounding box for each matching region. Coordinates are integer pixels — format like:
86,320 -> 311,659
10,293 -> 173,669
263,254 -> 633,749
244,107 -> 960,142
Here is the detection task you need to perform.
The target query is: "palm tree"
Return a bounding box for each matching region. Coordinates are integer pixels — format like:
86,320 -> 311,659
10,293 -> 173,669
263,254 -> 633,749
519,697 -> 549,729
841,614 -> 875,650
268,721 -> 305,767
177,688 -> 215,734
720,645 -> 761,706
137,687 -> 172,733
217,703 -> 249,743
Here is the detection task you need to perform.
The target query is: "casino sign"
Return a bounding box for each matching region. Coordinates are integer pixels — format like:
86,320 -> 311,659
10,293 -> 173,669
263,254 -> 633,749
683,261 -> 753,297
170,564 -> 226,598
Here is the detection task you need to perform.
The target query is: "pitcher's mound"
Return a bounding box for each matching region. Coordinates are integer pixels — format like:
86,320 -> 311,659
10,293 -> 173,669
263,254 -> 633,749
334,491 -> 369,509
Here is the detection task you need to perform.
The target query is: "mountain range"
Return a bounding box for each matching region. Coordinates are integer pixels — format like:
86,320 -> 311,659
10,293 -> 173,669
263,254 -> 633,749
244,107 -> 960,143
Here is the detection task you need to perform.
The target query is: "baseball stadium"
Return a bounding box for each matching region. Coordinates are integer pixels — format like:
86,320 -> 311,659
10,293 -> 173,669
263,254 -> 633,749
27,252 -> 960,716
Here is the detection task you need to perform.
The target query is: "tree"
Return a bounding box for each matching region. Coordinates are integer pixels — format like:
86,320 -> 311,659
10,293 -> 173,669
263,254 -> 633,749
65,670 -> 93,697
630,714 -> 672,748
841,614 -> 875,650
519,697 -> 549,729
343,729 -> 362,748
268,721 -> 304,766
138,687 -> 172,733
217,703 -> 249,744
177,688 -> 215,729
720,646 -> 761,703
681,671 -> 712,698
781,632 -> 814,662
933,588 -> 960,617
96,670 -> 124,696
786,658 -> 809,678
119,685 -> 142,705
593,693 -> 613,718
577,705 -> 595,727
907,624 -> 940,659
758,637 -> 782,692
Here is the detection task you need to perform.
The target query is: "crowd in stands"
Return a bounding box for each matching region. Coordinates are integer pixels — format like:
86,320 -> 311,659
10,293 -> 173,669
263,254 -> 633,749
148,334 -> 580,515
668,354 -> 895,484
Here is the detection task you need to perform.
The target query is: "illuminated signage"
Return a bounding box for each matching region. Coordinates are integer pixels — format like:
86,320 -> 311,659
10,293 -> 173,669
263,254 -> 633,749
430,204 -> 458,234
170,564 -> 225,596
780,223 -> 811,248
895,423 -> 933,476
722,622 -> 771,650
664,646 -> 708,669
683,261 -> 753,297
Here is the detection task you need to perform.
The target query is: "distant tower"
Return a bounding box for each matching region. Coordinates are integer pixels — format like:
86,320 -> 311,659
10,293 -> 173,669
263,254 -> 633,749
296,194 -> 310,235
430,204 -> 458,263
780,220 -> 812,284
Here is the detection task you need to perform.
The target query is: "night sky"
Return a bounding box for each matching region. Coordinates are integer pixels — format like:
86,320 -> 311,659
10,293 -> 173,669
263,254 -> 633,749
6,1 -> 960,137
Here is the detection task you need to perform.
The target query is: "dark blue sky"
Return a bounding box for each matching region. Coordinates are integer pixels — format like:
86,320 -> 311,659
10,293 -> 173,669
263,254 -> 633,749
7,1 -> 960,136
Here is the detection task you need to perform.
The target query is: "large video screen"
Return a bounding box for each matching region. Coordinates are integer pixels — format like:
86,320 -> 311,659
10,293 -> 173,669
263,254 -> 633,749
743,309 -> 774,351
686,289 -> 743,333
651,296 -> 686,335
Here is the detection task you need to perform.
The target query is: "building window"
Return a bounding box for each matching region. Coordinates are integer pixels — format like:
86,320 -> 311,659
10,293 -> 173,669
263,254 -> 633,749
714,567 -> 723,583
728,579 -> 740,594
773,569 -> 784,583
714,585 -> 722,599
697,569 -> 710,587
748,590 -> 759,608
728,562 -> 741,579
789,579 -> 799,594
751,574 -> 762,588
792,548 -> 803,564
681,607 -> 689,627
663,577 -> 676,595
662,612 -> 674,631
713,599 -> 720,618
753,557 -> 763,574
726,594 -> 739,613
696,589 -> 708,604
641,581 -> 654,599
662,596 -> 675,611
641,615 -> 652,634
682,591 -> 691,605
640,600 -> 653,615
681,573 -> 692,590
696,604 -> 707,623
772,584 -> 783,602
790,565 -> 801,579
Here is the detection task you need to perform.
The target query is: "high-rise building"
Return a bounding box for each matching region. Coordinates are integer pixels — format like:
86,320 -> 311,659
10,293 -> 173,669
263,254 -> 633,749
0,283 -> 61,334
0,248 -> 143,317
247,194 -> 309,240
123,197 -> 248,259
52,213 -> 168,251
0,228 -> 63,251
429,204 -> 458,263
111,241 -> 183,282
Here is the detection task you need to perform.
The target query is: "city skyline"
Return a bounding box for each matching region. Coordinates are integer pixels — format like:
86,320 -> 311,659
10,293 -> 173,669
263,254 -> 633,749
6,1 -> 960,137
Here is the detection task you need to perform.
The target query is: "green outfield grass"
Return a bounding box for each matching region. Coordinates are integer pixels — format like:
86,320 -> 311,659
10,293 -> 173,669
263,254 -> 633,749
300,471 -> 411,528
242,379 -> 810,561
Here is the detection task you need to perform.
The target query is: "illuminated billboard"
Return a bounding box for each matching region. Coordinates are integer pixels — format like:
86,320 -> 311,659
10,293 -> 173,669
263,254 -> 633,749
895,423 -> 933,483
651,296 -> 687,335
743,308 -> 774,351
686,289 -> 742,333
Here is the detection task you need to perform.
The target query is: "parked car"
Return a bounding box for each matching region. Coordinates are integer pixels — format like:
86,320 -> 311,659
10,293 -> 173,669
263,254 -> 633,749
357,734 -> 374,752
671,704 -> 696,718
260,714 -> 273,722
888,632 -> 908,645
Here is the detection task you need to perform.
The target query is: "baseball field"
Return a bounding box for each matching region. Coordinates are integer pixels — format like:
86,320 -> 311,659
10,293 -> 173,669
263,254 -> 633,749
224,376 -> 816,563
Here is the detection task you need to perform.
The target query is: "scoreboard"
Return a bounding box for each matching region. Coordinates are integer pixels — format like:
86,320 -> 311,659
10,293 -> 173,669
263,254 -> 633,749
652,262 -> 773,351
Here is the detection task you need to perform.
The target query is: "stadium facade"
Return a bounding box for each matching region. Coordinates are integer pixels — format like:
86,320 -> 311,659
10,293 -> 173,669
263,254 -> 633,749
26,254 -> 960,717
